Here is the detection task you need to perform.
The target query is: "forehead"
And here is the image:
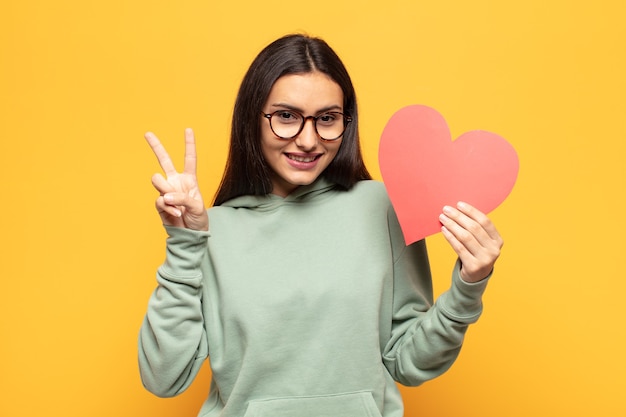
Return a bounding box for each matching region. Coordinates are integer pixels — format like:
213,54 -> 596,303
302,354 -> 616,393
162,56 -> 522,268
265,72 -> 344,112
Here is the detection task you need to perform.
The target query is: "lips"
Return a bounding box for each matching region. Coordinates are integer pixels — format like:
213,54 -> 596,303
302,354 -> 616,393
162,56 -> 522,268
284,152 -> 322,169
286,153 -> 320,163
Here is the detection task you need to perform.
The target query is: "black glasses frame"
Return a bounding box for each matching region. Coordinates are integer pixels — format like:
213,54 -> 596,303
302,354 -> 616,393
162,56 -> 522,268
262,110 -> 352,141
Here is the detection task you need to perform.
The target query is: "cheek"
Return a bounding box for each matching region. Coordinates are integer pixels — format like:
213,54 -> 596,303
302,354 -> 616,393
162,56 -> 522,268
327,141 -> 343,160
261,125 -> 282,152
260,137 -> 284,164
260,140 -> 273,162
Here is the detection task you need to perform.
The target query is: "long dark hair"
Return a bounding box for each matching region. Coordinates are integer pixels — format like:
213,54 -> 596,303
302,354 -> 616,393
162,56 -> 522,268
213,34 -> 371,206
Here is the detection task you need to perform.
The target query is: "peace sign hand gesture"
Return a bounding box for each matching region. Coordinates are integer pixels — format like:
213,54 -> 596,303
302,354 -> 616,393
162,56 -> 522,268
144,128 -> 209,231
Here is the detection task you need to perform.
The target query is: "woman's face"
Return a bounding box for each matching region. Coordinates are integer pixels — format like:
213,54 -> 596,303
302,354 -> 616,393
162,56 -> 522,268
261,71 -> 344,197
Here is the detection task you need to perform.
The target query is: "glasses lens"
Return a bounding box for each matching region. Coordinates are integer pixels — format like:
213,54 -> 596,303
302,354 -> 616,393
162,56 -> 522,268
270,111 -> 302,139
269,111 -> 348,140
315,112 -> 346,140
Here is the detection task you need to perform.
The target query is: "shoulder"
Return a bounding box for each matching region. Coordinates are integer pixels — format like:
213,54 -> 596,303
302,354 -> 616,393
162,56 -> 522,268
333,180 -> 392,215
348,180 -> 390,203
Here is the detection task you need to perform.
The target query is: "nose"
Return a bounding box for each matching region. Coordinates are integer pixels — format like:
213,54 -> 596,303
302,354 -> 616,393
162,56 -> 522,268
294,118 -> 319,151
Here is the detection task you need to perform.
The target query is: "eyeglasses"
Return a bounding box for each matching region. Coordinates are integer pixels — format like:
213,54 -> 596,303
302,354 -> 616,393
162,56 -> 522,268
262,110 -> 352,141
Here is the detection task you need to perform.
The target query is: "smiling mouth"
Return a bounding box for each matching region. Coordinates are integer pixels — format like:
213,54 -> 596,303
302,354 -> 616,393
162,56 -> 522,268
286,154 -> 320,163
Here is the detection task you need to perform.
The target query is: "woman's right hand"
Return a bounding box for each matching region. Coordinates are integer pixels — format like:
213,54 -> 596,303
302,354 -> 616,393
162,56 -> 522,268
144,128 -> 209,231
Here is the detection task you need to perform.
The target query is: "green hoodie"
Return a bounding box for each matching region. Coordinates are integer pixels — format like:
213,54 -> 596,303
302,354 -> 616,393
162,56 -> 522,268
138,179 -> 490,417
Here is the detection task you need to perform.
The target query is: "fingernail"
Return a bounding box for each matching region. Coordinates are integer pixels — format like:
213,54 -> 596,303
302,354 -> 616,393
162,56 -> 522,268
457,201 -> 467,209
443,205 -> 453,215
164,194 -> 173,203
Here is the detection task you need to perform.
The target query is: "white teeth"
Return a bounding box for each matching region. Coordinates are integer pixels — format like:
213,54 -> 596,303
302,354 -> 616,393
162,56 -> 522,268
287,154 -> 317,162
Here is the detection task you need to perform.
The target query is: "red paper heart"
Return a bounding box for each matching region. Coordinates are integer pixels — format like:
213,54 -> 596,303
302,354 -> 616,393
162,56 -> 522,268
379,105 -> 519,244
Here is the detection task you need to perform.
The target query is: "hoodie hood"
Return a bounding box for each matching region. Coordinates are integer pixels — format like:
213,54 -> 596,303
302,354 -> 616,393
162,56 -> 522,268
220,178 -> 337,211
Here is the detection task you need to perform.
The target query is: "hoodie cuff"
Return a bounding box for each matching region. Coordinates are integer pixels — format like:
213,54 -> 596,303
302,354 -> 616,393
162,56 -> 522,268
437,259 -> 491,323
159,225 -> 210,281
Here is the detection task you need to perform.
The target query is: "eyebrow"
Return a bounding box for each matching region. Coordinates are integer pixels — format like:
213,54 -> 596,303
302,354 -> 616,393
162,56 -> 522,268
269,103 -> 344,114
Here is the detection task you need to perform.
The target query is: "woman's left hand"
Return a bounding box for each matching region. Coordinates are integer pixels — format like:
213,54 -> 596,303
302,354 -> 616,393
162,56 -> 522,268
439,202 -> 504,283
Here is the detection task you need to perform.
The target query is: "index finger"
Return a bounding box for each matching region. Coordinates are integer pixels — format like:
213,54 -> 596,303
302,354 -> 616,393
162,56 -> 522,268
144,131 -> 178,177
456,201 -> 501,242
183,128 -> 197,176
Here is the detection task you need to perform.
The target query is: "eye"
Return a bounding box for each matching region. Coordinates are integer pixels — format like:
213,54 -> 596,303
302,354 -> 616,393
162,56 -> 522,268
275,111 -> 301,124
317,113 -> 339,126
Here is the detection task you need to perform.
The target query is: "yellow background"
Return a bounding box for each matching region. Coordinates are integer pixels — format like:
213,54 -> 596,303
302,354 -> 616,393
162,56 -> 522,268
1,0 -> 624,416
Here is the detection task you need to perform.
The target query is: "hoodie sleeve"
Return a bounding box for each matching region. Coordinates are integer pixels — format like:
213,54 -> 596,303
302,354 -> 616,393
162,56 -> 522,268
138,225 -> 211,397
381,207 -> 490,387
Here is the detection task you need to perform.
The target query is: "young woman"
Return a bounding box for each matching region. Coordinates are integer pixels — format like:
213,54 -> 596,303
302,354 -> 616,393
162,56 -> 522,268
139,34 -> 503,417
